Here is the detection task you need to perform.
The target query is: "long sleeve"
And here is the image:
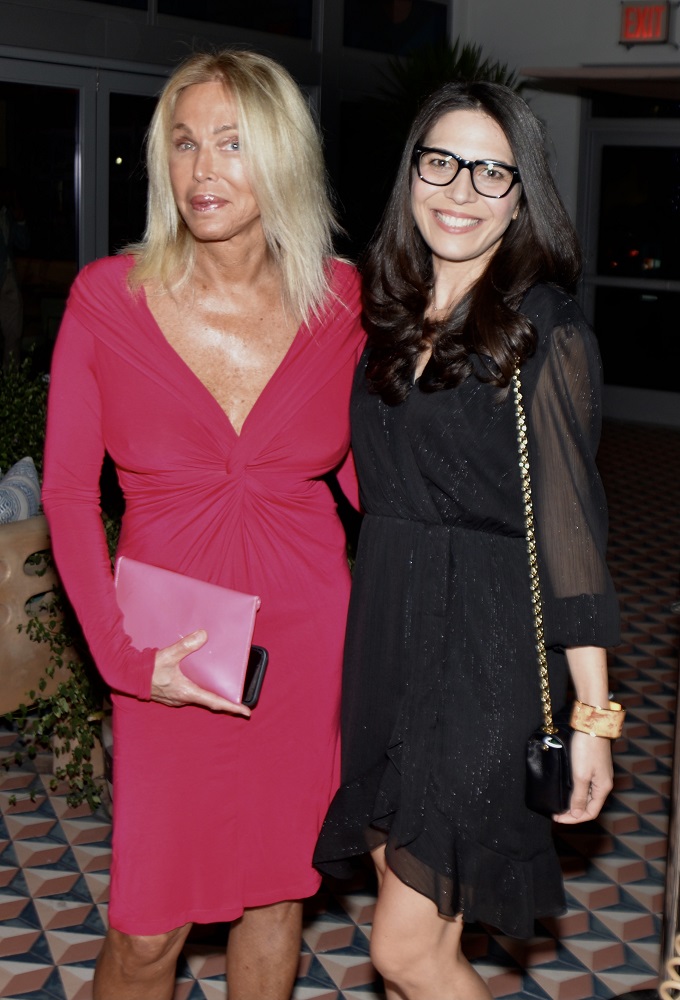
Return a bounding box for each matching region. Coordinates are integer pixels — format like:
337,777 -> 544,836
523,287 -> 620,649
41,269 -> 155,699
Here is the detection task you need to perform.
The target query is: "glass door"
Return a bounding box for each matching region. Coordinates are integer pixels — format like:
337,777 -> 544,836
0,60 -> 93,371
0,58 -> 164,371
97,70 -> 164,260
579,118 -> 680,395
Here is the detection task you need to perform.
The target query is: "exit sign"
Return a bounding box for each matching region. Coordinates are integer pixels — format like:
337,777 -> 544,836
620,1 -> 670,43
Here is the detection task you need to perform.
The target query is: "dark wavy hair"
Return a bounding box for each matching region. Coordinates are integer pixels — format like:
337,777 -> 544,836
363,81 -> 582,403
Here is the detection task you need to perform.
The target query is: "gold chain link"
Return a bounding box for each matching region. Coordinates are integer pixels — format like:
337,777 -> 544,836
512,370 -> 556,735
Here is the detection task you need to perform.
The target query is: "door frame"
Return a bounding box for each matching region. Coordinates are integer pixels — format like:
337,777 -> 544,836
577,108 -> 680,427
0,48 -> 167,268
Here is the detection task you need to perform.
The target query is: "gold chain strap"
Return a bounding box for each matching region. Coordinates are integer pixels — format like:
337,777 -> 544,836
512,370 -> 556,736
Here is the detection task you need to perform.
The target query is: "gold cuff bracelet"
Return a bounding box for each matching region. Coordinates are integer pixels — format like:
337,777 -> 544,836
570,700 -> 625,739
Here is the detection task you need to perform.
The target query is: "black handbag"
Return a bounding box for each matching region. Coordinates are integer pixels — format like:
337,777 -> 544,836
512,371 -> 574,817
525,708 -> 573,815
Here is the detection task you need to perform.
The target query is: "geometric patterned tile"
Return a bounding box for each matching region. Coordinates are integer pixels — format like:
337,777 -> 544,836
0,961 -> 54,997
615,832 -> 669,860
59,819 -> 110,847
50,798 -> 99,821
475,962 -> 524,996
0,771 -> 36,792
590,855 -> 649,883
0,927 -> 42,958
537,908 -> 591,938
172,983 -> 203,1000
560,935 -> 626,971
0,864 -> 19,886
58,964 -> 95,1000
316,954 -> 378,990
303,920 -> 357,953
22,868 -> 80,898
643,812 -> 670,834
616,754 -> 658,775
4,814 -> 57,840
13,840 -> 69,868
336,894 -> 377,925
595,969 -> 659,993
564,878 -> 620,910
616,788 -> 665,813
648,859 -> 667,877
594,907 -> 657,941
45,930 -> 103,963
34,898 -> 95,930
292,989 -> 339,1000
96,902 -> 109,930
341,994 -> 384,1000
0,893 -> 31,920
493,934 -> 559,967
623,880 -> 666,912
596,810 -> 641,835
0,420 -> 678,1000
71,845 -> 111,873
82,873 -> 109,904
629,938 -> 662,970
197,981 -> 229,1000
183,946 -> 230,980
0,792 -> 47,814
529,967 -> 594,1000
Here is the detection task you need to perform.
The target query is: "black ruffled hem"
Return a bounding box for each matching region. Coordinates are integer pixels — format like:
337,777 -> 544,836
314,756 -> 565,940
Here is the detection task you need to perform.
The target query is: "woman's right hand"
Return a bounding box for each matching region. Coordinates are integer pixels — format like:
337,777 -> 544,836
150,630 -> 251,716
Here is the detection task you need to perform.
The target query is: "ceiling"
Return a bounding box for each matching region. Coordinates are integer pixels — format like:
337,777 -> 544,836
520,65 -> 680,100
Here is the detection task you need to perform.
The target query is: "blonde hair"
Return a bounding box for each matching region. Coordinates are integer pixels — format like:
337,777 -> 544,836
126,49 -> 339,321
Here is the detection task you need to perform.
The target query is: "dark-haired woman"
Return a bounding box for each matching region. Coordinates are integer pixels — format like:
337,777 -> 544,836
314,82 -> 621,1000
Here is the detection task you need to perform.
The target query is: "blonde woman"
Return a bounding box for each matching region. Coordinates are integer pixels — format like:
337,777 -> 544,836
42,50 -> 364,1000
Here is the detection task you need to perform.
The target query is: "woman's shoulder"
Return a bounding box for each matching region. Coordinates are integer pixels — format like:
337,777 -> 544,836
70,254 -> 135,300
313,258 -> 365,350
521,282 -> 590,332
327,257 -> 360,298
321,258 -> 362,322
64,255 -> 140,338
521,283 -> 601,376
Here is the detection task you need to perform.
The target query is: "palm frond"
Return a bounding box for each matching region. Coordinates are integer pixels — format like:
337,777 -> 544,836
374,39 -> 522,146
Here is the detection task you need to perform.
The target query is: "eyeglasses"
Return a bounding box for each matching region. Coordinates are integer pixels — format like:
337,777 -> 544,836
413,145 -> 521,199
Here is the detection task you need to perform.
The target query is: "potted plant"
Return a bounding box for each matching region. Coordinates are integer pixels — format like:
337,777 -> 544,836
377,38 -> 523,143
0,356 -> 115,809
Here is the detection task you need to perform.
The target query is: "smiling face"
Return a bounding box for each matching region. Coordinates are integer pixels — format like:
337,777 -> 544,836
410,108 -> 522,290
168,80 -> 263,248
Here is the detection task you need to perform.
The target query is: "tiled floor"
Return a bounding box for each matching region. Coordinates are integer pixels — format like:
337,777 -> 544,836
1,418 -> 679,999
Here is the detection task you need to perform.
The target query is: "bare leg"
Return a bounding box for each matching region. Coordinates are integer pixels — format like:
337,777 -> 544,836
370,846 -> 492,1000
226,899 -> 303,1000
93,923 -> 192,1000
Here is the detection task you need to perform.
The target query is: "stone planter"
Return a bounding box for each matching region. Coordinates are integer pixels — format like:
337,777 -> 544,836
0,514 -> 60,714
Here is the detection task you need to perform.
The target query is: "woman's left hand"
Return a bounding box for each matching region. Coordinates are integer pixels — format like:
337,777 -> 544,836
552,730 -> 613,824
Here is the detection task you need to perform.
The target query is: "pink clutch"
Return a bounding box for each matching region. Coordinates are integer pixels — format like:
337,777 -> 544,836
114,556 -> 262,704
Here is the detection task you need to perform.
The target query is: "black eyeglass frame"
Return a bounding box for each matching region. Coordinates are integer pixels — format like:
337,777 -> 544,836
413,145 -> 522,199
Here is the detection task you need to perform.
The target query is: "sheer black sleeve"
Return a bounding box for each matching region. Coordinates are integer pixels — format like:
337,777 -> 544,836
522,286 -> 620,650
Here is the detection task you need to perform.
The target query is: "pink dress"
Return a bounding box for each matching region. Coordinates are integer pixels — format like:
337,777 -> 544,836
42,255 -> 364,935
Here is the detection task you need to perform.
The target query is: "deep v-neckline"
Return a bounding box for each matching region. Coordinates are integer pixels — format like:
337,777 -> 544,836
141,287 -> 306,439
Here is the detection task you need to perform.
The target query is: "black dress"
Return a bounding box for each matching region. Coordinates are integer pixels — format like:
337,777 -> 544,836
314,284 -> 621,938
